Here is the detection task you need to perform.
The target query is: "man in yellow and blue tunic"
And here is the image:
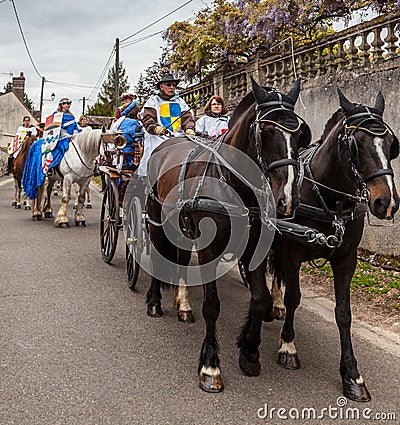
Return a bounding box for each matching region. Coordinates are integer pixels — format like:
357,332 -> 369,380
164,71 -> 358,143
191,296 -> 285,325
137,72 -> 195,177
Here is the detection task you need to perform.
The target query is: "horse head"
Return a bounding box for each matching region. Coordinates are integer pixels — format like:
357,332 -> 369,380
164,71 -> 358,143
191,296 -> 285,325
338,88 -> 399,219
249,77 -> 311,216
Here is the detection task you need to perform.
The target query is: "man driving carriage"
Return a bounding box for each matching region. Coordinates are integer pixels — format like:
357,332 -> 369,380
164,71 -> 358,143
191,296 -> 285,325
136,72 -> 195,177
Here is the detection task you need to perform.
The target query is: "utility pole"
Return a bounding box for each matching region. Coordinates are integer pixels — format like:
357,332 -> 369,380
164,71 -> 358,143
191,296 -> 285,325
115,37 -> 120,112
82,96 -> 86,115
39,76 -> 45,121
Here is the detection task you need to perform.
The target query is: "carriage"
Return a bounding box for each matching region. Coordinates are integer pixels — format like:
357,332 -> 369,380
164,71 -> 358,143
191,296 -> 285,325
99,128 -> 149,290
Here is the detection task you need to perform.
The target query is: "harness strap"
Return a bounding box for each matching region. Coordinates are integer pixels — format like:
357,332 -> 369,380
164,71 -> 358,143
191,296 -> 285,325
267,158 -> 298,172
363,168 -> 394,182
295,203 -> 367,223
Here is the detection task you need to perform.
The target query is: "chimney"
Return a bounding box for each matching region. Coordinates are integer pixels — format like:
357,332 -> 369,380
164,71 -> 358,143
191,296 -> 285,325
12,72 -> 25,100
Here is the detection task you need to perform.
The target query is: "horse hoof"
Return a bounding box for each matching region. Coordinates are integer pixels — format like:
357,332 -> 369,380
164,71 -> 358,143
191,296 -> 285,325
24,206 -> 31,211
278,352 -> 301,370
44,212 -> 53,218
11,201 -> 17,206
32,215 -> 42,221
199,374 -> 224,393
178,310 -> 195,323
147,304 -> 163,318
274,306 -> 286,320
342,378 -> 371,402
58,222 -> 70,229
75,221 -> 86,227
73,204 -> 77,209
86,204 -> 92,209
14,205 -> 21,209
239,351 -> 261,376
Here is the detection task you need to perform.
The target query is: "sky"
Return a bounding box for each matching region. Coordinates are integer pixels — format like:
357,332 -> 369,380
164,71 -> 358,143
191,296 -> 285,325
0,0 -> 212,120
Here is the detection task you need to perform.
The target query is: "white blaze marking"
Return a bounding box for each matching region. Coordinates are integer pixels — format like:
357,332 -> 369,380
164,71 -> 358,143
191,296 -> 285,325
282,130 -> 295,212
279,339 -> 297,355
373,137 -> 396,211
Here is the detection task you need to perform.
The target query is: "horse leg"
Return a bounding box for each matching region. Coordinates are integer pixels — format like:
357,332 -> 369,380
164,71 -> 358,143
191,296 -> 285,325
74,180 -> 89,227
73,182 -> 79,209
277,259 -> 302,370
43,180 -> 54,218
173,249 -> 195,323
198,270 -> 223,392
237,257 -> 271,377
331,253 -> 371,402
54,179 -> 71,228
271,276 -> 286,320
23,193 -> 31,210
13,178 -> 21,209
32,184 -> 45,221
146,277 -> 163,317
85,185 -> 92,209
146,220 -> 178,317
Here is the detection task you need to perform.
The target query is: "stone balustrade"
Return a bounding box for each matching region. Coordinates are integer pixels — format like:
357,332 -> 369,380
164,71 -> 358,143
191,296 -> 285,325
181,12 -> 400,114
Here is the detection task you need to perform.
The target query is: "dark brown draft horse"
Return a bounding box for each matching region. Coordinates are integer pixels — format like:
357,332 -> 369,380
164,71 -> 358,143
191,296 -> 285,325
145,77 -> 311,392
269,89 -> 399,402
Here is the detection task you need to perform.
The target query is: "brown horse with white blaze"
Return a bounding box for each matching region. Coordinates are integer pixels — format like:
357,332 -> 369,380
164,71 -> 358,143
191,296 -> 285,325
269,89 -> 399,402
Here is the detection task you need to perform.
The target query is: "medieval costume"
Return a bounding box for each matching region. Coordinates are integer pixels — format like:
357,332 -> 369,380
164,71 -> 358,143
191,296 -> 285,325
137,73 -> 195,177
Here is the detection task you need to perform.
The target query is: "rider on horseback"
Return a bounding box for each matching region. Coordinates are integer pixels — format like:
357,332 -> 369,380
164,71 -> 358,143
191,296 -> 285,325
22,98 -> 82,199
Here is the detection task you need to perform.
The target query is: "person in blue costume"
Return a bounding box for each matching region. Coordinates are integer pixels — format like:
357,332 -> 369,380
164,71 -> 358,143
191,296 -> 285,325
22,98 -> 81,199
112,101 -> 141,169
115,92 -> 137,119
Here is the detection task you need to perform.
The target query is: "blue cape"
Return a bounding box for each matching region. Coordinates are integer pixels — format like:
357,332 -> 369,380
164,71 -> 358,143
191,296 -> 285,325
22,137 -> 70,199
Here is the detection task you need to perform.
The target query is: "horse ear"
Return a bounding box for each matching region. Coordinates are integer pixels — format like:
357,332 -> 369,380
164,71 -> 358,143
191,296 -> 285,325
250,75 -> 267,104
102,125 -> 106,133
374,91 -> 385,115
337,88 -> 354,113
287,78 -> 301,104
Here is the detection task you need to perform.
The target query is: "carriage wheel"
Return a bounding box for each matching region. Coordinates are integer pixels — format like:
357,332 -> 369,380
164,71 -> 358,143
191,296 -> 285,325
100,180 -> 120,263
125,196 -> 142,290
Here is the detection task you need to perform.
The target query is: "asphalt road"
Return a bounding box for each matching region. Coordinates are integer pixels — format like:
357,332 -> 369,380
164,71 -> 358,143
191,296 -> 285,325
0,176 -> 399,425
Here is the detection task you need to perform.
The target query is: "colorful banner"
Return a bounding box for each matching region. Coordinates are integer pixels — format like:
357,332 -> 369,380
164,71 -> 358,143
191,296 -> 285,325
41,112 -> 63,173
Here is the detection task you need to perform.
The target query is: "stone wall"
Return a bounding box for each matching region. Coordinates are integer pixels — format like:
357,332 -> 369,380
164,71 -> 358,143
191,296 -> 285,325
181,12 -> 400,255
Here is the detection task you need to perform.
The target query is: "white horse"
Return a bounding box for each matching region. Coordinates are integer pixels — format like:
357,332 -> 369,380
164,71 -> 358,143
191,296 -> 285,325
31,129 -> 107,227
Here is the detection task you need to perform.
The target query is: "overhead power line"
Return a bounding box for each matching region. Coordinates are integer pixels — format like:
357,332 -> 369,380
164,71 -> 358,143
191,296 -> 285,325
120,30 -> 166,49
10,0 -> 42,79
120,0 -> 194,43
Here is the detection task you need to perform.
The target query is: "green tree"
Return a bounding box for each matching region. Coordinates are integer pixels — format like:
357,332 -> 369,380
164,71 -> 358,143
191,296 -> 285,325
87,61 -> 130,116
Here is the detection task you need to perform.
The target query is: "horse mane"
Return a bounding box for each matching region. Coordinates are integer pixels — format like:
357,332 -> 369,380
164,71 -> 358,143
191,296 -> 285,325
73,129 -> 102,156
319,109 -> 345,142
19,134 -> 36,155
